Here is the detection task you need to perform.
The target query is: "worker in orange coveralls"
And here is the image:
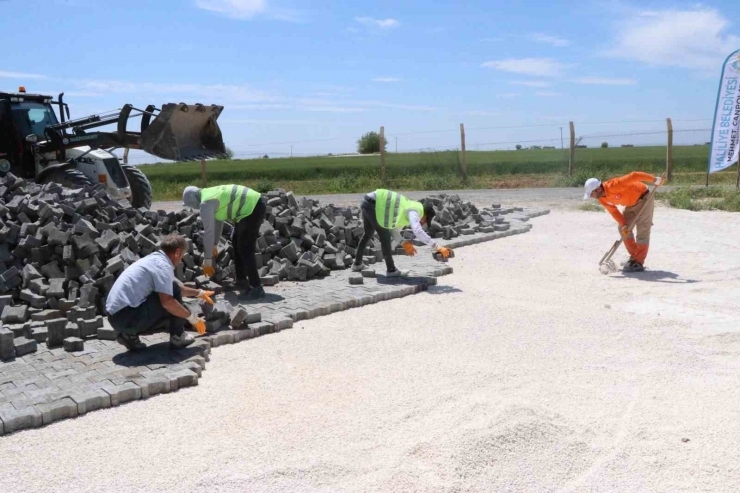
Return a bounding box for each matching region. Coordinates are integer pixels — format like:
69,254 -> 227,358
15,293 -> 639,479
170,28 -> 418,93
583,172 -> 664,272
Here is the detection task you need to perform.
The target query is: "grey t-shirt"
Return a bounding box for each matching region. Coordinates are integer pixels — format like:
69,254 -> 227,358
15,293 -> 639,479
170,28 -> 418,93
105,251 -> 175,315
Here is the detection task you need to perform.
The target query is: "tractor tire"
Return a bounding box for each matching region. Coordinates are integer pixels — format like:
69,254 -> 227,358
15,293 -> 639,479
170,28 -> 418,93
122,164 -> 153,210
42,168 -> 95,188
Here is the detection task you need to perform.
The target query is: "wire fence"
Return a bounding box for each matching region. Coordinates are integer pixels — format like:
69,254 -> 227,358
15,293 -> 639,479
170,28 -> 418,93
122,118 -> 720,182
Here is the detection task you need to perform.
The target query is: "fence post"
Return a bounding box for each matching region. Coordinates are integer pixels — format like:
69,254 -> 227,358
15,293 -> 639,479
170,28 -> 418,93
568,121 -> 575,177
460,123 -> 467,181
380,126 -> 386,186
666,118 -> 673,183
200,158 -> 207,188
123,148 -> 129,165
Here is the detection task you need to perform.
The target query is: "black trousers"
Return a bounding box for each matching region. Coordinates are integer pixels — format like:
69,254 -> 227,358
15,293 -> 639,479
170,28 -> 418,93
232,197 -> 267,288
109,282 -> 185,336
354,198 -> 395,271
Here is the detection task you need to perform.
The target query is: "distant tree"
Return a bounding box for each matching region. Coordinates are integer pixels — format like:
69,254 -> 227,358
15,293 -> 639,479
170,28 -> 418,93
223,146 -> 235,160
601,142 -> 609,148
515,144 -> 523,150
357,131 -> 388,154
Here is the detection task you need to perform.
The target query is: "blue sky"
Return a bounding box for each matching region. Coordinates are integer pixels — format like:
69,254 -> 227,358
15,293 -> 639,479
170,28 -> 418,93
1,0 -> 738,162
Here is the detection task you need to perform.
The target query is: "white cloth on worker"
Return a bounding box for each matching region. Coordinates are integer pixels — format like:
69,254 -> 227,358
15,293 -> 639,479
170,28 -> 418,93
199,199 -> 224,261
366,192 -> 436,248
106,251 -> 175,315
182,186 -> 201,209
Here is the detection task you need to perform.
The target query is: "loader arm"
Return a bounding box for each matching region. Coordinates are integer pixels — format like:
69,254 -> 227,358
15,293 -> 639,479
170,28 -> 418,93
38,103 -> 226,162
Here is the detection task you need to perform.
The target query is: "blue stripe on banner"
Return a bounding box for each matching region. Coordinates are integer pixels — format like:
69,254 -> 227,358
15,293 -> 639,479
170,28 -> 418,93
708,48 -> 740,175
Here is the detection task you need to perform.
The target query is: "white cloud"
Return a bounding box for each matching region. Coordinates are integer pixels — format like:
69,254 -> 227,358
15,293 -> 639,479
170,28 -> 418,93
195,0 -> 266,19
0,71 -> 46,79
535,92 -> 563,97
73,79 -> 275,102
481,58 -> 568,77
531,33 -> 570,47
301,106 -> 367,113
371,77 -> 402,82
607,8 -> 740,70
467,110 -> 500,116
496,93 -> 521,99
510,80 -> 551,88
571,77 -> 637,86
354,16 -> 399,29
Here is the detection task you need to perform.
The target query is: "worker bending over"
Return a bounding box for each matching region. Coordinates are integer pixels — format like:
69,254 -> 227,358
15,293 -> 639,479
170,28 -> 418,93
183,184 -> 267,299
352,189 -> 451,276
583,172 -> 663,272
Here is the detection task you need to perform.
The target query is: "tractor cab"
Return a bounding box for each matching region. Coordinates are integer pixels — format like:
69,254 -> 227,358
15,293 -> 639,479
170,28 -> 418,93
0,88 -> 63,178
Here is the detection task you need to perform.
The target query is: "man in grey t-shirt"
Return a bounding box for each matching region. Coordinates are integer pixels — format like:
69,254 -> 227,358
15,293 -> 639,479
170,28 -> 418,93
106,234 -> 213,351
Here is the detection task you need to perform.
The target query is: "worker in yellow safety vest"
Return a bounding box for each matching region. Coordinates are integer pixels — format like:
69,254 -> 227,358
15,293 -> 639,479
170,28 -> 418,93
182,184 -> 266,299
352,189 -> 451,277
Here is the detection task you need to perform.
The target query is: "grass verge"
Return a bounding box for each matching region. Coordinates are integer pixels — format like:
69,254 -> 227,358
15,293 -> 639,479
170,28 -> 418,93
662,186 -> 740,212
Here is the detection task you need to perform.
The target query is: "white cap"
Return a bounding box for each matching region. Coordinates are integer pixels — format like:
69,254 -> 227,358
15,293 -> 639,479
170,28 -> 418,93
583,178 -> 601,200
182,186 -> 202,209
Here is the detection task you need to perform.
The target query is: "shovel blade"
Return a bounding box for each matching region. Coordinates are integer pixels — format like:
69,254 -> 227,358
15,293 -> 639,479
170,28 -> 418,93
140,103 -> 226,161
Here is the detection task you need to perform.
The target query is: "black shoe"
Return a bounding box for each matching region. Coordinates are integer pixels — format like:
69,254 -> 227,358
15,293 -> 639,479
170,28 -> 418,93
248,285 -> 266,299
623,260 -> 645,273
116,333 -> 146,351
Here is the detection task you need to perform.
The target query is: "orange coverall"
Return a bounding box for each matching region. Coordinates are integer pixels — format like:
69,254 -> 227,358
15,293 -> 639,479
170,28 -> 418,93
598,172 -> 658,264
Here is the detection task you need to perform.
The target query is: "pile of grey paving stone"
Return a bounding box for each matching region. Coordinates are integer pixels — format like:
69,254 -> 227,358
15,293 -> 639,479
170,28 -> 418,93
0,172 -> 523,360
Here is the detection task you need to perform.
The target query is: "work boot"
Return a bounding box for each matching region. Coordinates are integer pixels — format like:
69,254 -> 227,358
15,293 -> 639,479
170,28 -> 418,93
351,262 -> 368,272
623,260 -> 645,272
248,285 -> 266,300
386,268 -> 409,278
170,332 -> 195,349
116,333 -> 146,352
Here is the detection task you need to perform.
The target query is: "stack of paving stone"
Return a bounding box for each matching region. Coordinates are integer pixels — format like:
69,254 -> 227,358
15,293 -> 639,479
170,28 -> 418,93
0,172 -> 238,360
0,173 -> 533,360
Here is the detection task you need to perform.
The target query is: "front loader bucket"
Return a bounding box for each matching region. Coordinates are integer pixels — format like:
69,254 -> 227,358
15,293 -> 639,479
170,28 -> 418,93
139,103 -> 226,161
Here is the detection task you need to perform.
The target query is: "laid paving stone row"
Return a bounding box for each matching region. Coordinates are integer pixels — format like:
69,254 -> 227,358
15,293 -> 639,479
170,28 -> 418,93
0,209 -> 548,436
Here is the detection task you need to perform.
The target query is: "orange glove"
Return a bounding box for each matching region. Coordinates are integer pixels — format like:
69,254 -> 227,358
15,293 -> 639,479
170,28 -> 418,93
213,246 -> 219,259
619,225 -> 631,240
202,265 -> 215,277
197,290 -> 215,304
436,246 -> 452,258
402,241 -> 417,256
186,313 -> 207,335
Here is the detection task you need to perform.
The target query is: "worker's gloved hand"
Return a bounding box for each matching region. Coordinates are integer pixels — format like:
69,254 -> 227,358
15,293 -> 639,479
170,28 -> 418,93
436,246 -> 452,258
201,258 -> 215,277
186,313 -> 206,335
213,246 -> 219,259
654,176 -> 662,187
402,241 -> 417,256
619,225 -> 631,240
197,290 -> 215,305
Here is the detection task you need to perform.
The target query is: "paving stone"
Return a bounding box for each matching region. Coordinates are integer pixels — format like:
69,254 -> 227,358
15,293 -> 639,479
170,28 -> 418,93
2,305 -> 28,324
0,406 -> 43,434
36,397 -> 78,425
46,318 -> 67,347
70,389 -> 111,415
349,274 -> 364,285
63,337 -> 84,352
97,326 -> 117,341
133,375 -> 172,399
0,327 -> 15,360
100,381 -> 142,406
14,337 -> 37,356
250,321 -> 274,336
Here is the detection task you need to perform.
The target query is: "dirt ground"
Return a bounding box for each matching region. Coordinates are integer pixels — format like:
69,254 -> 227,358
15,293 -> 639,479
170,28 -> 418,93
1,203 -> 739,492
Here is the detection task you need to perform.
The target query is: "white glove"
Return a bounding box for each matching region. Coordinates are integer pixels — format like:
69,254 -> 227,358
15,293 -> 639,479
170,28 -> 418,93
654,176 -> 662,186
186,312 -> 200,326
202,258 -> 213,267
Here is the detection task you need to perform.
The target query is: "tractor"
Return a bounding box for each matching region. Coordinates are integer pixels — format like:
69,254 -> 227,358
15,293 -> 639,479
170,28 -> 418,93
0,87 -> 226,209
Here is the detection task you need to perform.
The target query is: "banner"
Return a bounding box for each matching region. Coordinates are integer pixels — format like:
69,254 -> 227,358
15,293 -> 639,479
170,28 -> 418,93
708,49 -> 740,173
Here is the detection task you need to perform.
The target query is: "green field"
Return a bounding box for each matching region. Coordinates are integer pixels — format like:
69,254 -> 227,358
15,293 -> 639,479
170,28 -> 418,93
140,145 -> 738,201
